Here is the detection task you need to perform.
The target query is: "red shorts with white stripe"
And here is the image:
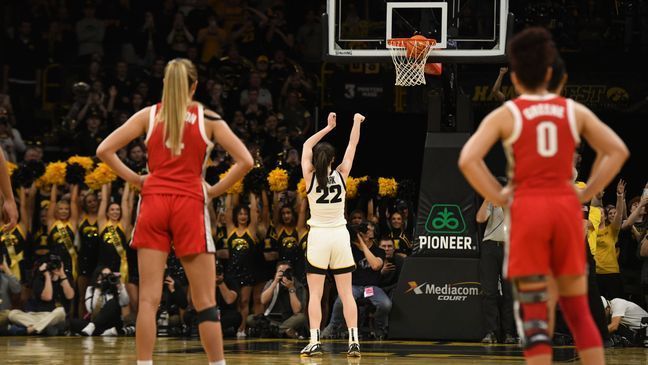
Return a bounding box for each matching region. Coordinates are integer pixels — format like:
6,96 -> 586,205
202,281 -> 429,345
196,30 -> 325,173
131,194 -> 215,257
505,193 -> 586,278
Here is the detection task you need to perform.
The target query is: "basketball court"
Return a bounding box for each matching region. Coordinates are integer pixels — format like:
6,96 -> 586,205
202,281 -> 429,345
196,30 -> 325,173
2,337 -> 646,364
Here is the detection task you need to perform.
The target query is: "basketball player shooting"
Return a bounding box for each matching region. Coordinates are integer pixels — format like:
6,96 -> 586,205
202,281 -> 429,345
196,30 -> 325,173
458,28 -> 628,365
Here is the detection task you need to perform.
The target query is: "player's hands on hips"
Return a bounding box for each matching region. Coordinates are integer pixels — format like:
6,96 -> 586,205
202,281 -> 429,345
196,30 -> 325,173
494,185 -> 513,207
354,113 -> 365,124
1,198 -> 18,232
327,112 -> 336,129
132,174 -> 148,190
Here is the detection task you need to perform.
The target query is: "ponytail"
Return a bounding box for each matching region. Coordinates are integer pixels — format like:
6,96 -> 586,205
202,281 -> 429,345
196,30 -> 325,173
313,143 -> 335,188
158,58 -> 198,156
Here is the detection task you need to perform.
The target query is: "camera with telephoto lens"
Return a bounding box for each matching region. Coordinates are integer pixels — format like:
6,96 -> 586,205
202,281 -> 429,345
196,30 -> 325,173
100,273 -> 119,294
281,267 -> 293,281
46,254 -> 62,271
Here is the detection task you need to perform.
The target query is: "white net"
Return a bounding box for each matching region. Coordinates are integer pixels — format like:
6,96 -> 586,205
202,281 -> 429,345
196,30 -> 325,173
387,38 -> 436,87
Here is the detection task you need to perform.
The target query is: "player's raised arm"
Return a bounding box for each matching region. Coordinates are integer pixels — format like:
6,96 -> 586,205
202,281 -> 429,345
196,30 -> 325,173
575,102 -> 629,203
458,106 -> 511,206
96,107 -> 150,187
302,112 -> 336,184
337,113 -> 365,179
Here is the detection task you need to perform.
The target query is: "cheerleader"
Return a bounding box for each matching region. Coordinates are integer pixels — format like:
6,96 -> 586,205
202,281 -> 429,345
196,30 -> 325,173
97,183 -> 134,287
46,184 -> 79,281
77,190 -> 100,318
219,193 -> 259,337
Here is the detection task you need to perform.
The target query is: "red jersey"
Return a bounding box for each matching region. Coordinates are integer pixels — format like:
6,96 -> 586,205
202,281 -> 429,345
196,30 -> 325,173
142,103 -> 213,201
503,94 -> 579,196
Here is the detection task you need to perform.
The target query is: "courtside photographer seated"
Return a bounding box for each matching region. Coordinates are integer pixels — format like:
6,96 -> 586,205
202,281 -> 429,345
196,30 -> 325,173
184,262 -> 241,337
602,296 -> 648,347
8,254 -> 74,335
157,256 -> 189,337
322,222 -> 391,340
70,266 -> 131,336
0,251 -> 21,335
247,261 -> 307,338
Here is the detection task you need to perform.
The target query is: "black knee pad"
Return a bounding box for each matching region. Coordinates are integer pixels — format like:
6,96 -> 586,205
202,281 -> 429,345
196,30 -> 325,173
196,306 -> 221,324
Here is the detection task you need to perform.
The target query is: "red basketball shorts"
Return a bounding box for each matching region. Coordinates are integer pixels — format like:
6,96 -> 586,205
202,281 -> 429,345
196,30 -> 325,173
131,194 -> 215,257
505,193 -> 586,279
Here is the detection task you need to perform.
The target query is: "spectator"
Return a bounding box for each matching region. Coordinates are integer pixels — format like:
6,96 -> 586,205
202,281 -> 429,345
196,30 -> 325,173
386,211 -> 413,257
594,180 -> 627,300
134,11 -> 162,66
268,49 -> 292,95
296,10 -> 322,66
0,252 -> 22,333
3,19 -> 43,137
280,71 -> 313,107
602,296 -> 648,347
167,12 -> 195,58
281,91 -> 311,136
205,82 -> 226,116
322,222 -> 391,340
244,89 -> 269,125
197,15 -> 227,63
240,72 -> 273,110
76,4 -> 105,60
23,145 -> 43,162
247,261 -> 306,338
0,113 -> 26,162
8,256 -> 74,335
476,192 -> 517,344
378,237 -> 404,296
255,55 -> 271,82
75,113 -> 106,156
110,61 -> 133,110
126,142 -> 147,173
70,266 -> 130,336
264,7 -> 295,51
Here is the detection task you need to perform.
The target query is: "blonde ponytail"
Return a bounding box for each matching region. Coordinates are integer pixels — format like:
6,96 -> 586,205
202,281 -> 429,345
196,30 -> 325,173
158,58 -> 198,156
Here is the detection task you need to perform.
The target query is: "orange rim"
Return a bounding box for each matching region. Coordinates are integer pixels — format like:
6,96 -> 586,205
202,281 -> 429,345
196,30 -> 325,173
387,38 -> 437,47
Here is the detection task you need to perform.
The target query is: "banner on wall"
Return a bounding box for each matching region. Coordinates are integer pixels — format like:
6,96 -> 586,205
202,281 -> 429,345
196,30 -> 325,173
412,133 -> 479,258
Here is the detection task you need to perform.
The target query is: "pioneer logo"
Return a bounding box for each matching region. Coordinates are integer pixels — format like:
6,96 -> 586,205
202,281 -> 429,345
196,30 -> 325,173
406,281 -> 481,301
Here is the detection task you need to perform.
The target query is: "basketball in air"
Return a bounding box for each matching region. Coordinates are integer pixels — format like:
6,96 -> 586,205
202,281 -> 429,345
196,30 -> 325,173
405,35 -> 430,59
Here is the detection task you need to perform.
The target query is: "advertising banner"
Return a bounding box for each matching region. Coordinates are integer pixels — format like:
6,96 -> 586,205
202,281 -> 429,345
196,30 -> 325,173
389,257 -> 483,340
413,133 -> 479,258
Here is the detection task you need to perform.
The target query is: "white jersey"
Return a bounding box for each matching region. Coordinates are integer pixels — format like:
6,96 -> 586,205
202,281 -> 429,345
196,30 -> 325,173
306,170 -> 347,228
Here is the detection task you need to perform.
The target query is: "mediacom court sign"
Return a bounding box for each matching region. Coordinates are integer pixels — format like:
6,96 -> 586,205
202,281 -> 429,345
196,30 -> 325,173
406,281 -> 481,302
417,204 -> 475,252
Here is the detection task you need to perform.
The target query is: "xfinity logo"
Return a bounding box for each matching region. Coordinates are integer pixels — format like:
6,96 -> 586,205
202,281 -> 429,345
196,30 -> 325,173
406,281 -> 481,301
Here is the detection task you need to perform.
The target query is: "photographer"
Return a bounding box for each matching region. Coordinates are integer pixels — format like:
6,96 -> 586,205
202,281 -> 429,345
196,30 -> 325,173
0,252 -> 21,334
247,261 -> 306,338
8,255 -> 74,335
602,296 -> 648,347
185,262 -> 240,337
322,222 -> 391,340
158,256 -> 189,336
70,266 -> 129,336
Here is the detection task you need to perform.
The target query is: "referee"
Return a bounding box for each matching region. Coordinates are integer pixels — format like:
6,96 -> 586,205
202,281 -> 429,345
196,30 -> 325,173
476,177 -> 517,344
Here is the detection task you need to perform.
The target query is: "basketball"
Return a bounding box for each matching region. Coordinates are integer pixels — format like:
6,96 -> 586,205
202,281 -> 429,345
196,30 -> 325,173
406,35 -> 430,59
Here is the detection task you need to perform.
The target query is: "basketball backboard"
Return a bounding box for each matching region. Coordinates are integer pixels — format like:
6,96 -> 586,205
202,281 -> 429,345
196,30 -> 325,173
323,0 -> 512,63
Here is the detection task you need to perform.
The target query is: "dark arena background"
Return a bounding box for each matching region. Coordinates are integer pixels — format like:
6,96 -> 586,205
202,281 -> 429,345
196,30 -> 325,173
0,0 -> 647,364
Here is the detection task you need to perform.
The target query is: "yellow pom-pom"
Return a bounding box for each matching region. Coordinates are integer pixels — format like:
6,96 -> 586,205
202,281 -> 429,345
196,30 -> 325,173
94,163 -> 117,185
357,176 -> 368,183
84,171 -> 102,191
346,176 -> 359,199
67,156 -> 94,171
267,168 -> 289,192
42,161 -> 67,186
6,161 -> 17,176
378,177 -> 398,197
219,170 -> 243,195
297,178 -> 307,198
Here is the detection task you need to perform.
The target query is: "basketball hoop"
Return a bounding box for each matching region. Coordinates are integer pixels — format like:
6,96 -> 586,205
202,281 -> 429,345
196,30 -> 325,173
387,36 -> 437,86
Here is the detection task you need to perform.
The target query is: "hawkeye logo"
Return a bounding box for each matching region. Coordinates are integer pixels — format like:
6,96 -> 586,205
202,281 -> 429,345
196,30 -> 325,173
418,204 -> 473,251
406,281 -> 481,301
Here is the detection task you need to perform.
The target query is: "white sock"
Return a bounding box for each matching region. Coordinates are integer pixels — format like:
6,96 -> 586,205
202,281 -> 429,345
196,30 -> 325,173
310,328 -> 320,343
348,327 -> 358,344
209,361 -> 226,365
137,361 -> 153,365
100,327 -> 118,336
81,323 -> 95,336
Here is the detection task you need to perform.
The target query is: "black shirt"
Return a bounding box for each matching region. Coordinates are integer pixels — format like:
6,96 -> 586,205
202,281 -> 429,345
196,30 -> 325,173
31,273 -> 67,312
263,279 -> 306,321
351,243 -> 385,287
